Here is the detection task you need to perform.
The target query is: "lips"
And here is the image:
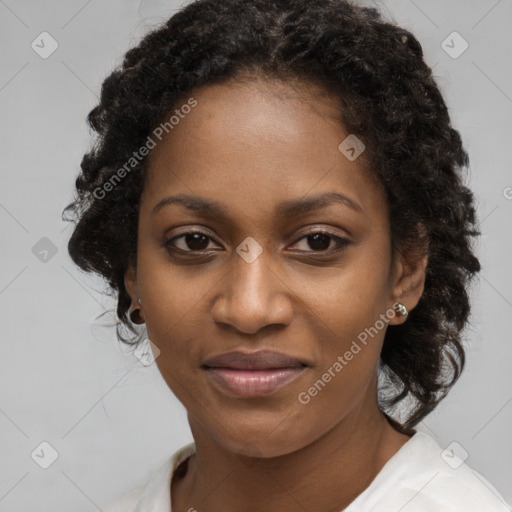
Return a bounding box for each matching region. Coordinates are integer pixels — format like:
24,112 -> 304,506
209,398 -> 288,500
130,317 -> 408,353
202,350 -> 308,398
202,350 -> 306,370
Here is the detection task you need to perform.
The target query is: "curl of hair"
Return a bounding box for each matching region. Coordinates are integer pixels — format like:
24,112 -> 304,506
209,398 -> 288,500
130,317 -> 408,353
63,0 -> 480,430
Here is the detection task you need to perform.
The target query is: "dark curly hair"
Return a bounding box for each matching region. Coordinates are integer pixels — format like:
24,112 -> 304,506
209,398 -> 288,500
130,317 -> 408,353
63,0 -> 481,430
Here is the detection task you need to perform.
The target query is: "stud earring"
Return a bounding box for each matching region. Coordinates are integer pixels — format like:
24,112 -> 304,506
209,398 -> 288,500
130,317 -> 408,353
394,303 -> 408,320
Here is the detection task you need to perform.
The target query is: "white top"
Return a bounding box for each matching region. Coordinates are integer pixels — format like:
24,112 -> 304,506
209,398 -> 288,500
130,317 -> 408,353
103,431 -> 511,511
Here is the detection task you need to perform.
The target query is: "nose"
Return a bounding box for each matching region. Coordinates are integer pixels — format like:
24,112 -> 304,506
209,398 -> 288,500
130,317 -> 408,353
211,248 -> 294,335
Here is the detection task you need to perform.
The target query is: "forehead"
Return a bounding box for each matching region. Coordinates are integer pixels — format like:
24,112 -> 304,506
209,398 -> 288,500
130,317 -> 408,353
141,77 -> 386,223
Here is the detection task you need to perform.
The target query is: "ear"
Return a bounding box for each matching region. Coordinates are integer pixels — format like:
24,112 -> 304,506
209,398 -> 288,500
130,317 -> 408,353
388,224 -> 428,325
124,263 -> 139,307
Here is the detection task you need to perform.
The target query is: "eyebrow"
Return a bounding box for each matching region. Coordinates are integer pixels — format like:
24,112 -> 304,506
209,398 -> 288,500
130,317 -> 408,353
151,191 -> 363,220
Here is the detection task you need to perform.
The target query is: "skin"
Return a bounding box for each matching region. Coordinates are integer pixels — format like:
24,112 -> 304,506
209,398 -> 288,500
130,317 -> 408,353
125,76 -> 428,512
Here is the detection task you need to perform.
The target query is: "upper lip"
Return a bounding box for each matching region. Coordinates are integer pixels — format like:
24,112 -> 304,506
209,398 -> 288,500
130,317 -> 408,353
202,350 -> 307,370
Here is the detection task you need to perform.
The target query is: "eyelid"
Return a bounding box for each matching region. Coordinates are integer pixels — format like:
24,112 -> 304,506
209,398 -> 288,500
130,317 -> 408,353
289,228 -> 350,253
165,228 -> 221,251
164,226 -> 350,254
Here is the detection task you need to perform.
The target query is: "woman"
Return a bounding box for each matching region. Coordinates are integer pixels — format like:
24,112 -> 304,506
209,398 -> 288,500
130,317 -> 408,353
63,0 -> 511,510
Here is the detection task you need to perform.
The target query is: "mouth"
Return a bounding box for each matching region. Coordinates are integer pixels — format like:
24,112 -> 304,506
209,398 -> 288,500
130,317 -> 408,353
201,350 -> 308,398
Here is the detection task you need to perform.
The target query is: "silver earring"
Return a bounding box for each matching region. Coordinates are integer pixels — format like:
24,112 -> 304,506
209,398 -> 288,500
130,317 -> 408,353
395,303 -> 408,319
138,298 -> 142,306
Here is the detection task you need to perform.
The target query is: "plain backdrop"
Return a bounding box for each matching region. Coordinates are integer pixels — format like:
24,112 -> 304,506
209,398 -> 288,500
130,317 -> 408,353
0,0 -> 511,510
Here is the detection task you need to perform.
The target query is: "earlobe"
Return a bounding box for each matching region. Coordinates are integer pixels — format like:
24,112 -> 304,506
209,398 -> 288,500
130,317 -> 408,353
125,264 -> 145,324
388,234 -> 428,325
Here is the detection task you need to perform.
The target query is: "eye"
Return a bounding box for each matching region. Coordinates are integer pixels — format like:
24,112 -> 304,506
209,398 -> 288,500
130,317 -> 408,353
289,230 -> 350,254
164,229 -> 350,255
165,230 -> 219,253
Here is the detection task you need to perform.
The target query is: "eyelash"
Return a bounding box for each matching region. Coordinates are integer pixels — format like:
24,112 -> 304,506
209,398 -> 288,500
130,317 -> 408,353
164,229 -> 350,256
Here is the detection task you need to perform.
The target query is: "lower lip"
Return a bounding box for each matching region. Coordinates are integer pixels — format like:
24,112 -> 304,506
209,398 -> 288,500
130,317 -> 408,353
204,367 -> 305,398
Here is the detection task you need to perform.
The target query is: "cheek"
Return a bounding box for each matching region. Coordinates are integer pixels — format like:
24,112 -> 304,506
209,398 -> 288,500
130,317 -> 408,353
304,238 -> 392,333
137,241 -> 214,329
135,251 -> 206,366
294,302 -> 387,441
295,242 -> 392,401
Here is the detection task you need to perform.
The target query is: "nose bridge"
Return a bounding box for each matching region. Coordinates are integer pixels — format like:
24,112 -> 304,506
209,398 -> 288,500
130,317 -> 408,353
232,245 -> 274,303
212,241 -> 293,333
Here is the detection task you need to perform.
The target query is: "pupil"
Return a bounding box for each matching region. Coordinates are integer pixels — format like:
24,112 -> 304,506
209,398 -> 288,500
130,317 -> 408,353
186,233 -> 208,250
308,233 -> 330,251
183,233 -> 331,251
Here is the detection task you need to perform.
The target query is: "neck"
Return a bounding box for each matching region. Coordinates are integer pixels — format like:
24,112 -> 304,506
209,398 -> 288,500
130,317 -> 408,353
172,392 -> 412,512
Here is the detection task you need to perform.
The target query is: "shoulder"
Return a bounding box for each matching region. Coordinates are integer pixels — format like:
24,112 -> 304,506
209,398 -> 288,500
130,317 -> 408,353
102,484 -> 145,512
415,462 -> 512,511
102,441 -> 196,512
102,485 -> 145,512
345,431 -> 511,512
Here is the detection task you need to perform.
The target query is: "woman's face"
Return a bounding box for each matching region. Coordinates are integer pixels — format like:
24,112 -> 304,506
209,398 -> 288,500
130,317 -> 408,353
126,77 -> 415,457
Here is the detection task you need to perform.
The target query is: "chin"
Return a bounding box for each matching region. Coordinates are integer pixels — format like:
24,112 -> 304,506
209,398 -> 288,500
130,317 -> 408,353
212,420 -> 310,459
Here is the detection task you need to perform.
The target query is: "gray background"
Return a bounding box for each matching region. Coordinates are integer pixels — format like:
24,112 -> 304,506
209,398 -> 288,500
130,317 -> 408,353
0,0 -> 511,510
